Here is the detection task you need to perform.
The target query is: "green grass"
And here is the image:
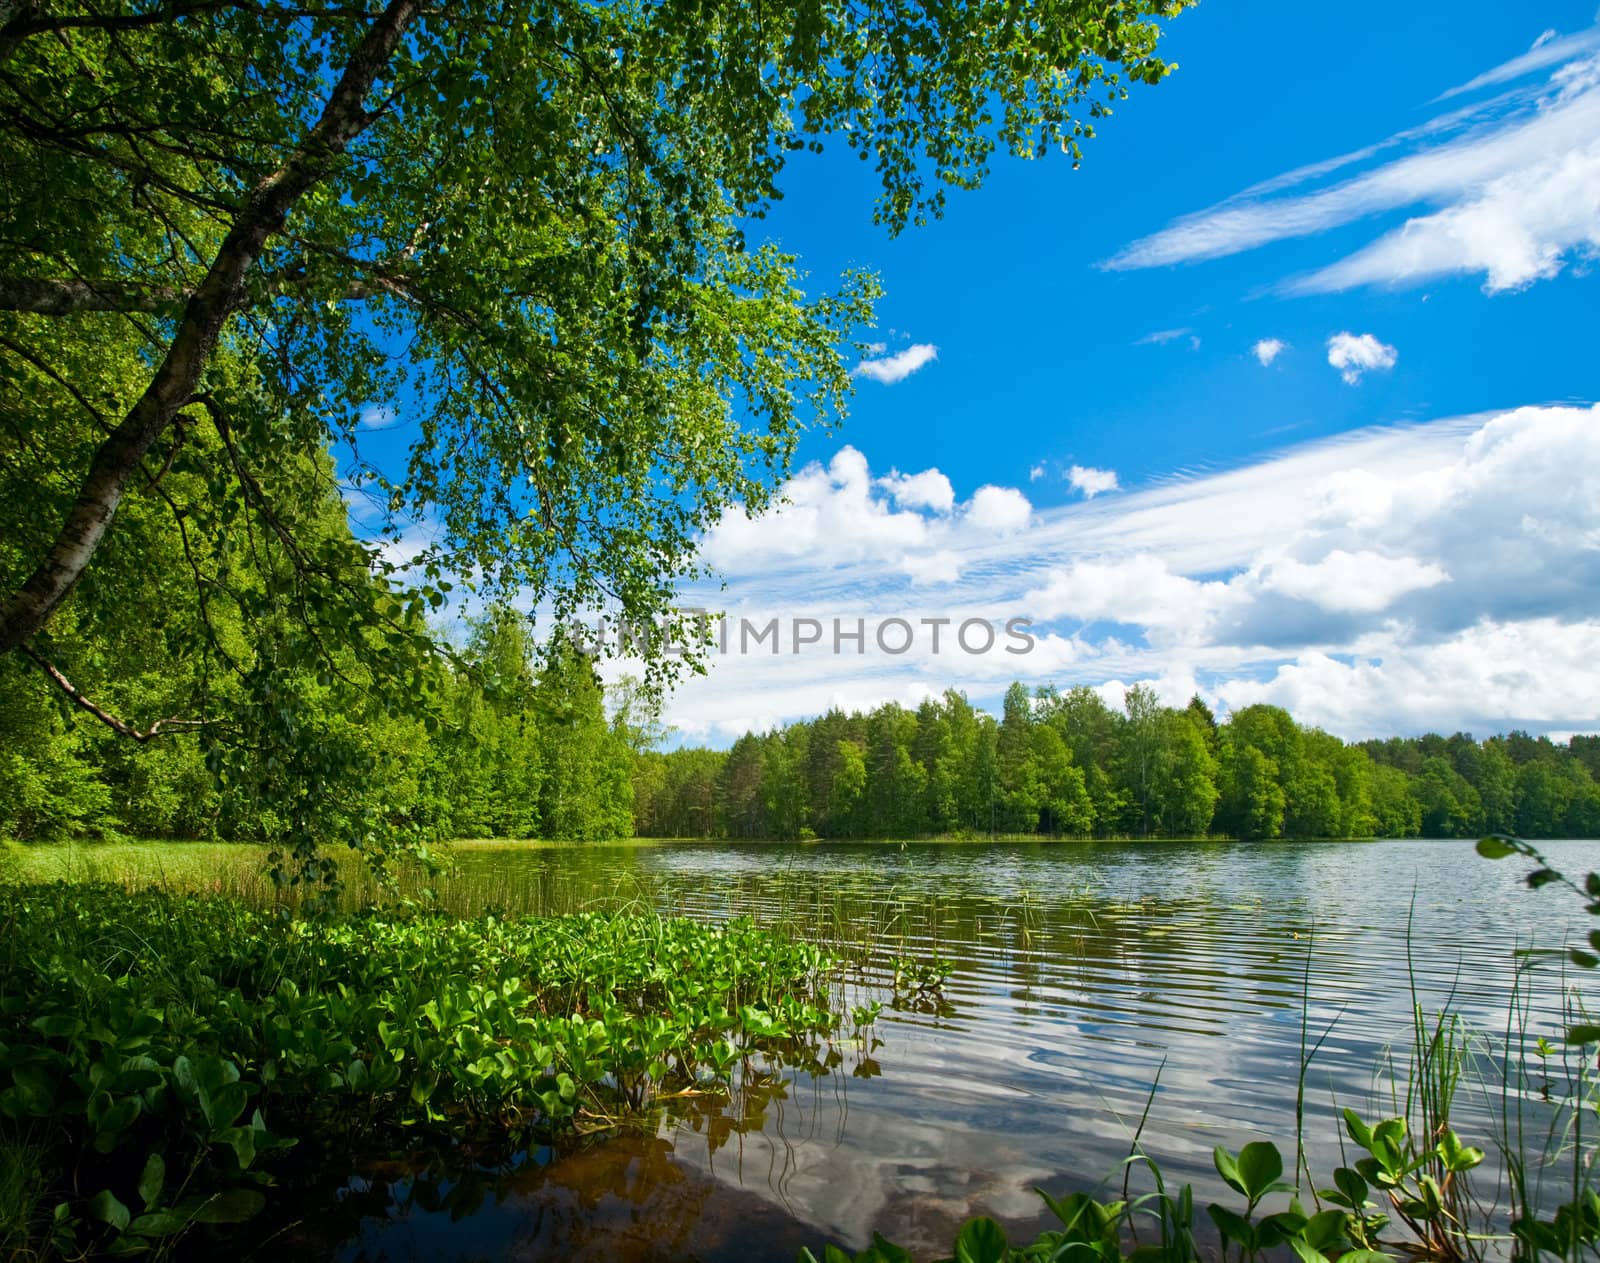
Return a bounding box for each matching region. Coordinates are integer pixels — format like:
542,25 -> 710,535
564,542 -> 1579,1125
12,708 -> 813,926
0,1138 -> 48,1258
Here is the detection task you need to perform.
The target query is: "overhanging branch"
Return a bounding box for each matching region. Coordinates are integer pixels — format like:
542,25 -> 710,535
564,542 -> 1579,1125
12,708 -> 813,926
0,271 -> 412,317
19,643 -> 206,742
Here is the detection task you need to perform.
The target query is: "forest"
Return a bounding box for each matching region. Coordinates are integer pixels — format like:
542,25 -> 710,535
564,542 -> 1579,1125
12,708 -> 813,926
8,612 -> 1598,845
637,685 -> 1600,842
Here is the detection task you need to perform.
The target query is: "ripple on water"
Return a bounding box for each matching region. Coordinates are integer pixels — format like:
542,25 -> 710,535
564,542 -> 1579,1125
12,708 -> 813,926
309,839 -> 1599,1261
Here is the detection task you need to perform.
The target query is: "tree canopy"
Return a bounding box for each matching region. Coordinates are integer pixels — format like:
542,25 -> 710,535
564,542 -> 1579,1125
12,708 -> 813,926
634,691 -> 1600,843
0,0 -> 1188,866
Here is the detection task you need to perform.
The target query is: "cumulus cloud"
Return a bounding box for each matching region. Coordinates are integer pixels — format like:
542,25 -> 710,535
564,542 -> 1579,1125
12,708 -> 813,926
1029,463 -> 1047,482
1216,619 -> 1600,741
1104,31 -> 1600,294
698,446 -> 933,577
1067,465 -> 1120,498
854,342 -> 938,385
965,485 -> 1033,534
1026,555 -> 1232,639
358,404 -> 397,429
1252,338 -> 1287,366
1326,332 -> 1397,384
663,405 -> 1600,742
878,468 -> 956,514
1256,550 -> 1449,613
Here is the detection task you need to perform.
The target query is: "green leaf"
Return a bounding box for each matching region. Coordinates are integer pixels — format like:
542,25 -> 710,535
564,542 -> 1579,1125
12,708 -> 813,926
1303,1208 -> 1351,1250
1475,837 -> 1517,859
953,1217 -> 1008,1263
1207,1204 -> 1256,1249
218,1125 -> 256,1169
137,1153 -> 165,1209
128,1210 -> 189,1237
1566,1024 -> 1600,1045
89,1189 -> 131,1232
31,1013 -> 85,1039
1290,1237 -> 1328,1263
1236,1140 -> 1285,1199
868,1235 -> 914,1263
1213,1145 -> 1245,1197
190,1188 -> 266,1224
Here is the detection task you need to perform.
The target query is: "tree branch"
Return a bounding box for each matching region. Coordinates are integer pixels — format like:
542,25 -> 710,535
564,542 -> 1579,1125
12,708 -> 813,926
19,643 -> 205,742
0,269 -> 415,316
0,277 -> 188,315
0,0 -> 419,656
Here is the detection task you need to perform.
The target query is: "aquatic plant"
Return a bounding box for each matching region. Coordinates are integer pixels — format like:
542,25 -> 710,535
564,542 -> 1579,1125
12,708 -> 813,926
0,883 -> 846,1258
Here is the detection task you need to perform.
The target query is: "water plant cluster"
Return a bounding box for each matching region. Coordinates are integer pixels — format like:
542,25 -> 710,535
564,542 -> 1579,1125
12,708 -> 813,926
0,882 -> 846,1257
802,1110 -> 1595,1263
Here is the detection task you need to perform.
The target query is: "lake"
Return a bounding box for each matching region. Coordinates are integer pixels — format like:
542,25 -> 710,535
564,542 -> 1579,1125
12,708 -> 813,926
295,838 -> 1597,1262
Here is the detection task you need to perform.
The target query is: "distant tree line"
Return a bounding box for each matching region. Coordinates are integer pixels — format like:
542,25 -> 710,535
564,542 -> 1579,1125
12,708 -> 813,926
10,632 -> 1598,845
634,683 -> 1600,841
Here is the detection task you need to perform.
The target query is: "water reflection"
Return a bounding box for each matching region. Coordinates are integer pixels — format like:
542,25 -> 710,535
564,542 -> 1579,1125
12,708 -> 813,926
289,839 -> 1598,1260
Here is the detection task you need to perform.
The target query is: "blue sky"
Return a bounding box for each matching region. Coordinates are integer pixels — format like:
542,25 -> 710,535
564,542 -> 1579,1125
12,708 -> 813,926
641,0 -> 1600,745
360,2 -> 1600,745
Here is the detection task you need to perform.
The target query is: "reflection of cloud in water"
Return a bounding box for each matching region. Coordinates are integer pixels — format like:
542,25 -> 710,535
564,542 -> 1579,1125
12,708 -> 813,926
308,839 -> 1600,1259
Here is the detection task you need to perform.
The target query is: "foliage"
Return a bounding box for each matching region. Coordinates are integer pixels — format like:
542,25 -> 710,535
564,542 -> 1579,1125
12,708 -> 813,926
636,690 -> 1600,842
0,882 -> 844,1257
1477,833 -> 1600,988
0,0 -> 1190,873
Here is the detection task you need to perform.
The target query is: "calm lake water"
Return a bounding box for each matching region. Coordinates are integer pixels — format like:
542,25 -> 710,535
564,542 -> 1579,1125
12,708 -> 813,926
298,839 -> 1598,1262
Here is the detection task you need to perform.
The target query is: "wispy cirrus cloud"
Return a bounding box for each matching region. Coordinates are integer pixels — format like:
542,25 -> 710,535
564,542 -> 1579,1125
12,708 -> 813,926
1104,26 -> 1600,294
1135,327 -> 1193,345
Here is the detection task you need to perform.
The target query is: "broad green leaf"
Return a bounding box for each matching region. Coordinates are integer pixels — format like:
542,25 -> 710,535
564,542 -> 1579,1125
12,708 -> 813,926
89,1188 -> 131,1232
1236,1141 -> 1285,1200
137,1153 -> 165,1209
953,1216 -> 1008,1263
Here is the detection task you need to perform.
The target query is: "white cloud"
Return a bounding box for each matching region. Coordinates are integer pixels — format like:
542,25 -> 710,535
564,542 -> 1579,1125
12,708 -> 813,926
359,404 -> 397,429
1029,463 -> 1047,482
1216,620 -> 1600,741
1257,550 -> 1449,613
1066,465 -> 1120,498
698,446 -> 933,578
965,485 -> 1032,534
658,405 -> 1600,743
1026,555 -> 1232,638
877,468 -> 956,514
1326,332 -> 1397,385
1252,338 -> 1287,367
853,342 -> 938,385
1300,137 -> 1600,292
1435,25 -> 1600,100
1136,328 -> 1193,345
1105,34 -> 1600,294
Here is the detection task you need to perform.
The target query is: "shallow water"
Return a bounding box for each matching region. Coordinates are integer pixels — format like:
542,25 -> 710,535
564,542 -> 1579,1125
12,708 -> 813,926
287,839 -> 1599,1262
